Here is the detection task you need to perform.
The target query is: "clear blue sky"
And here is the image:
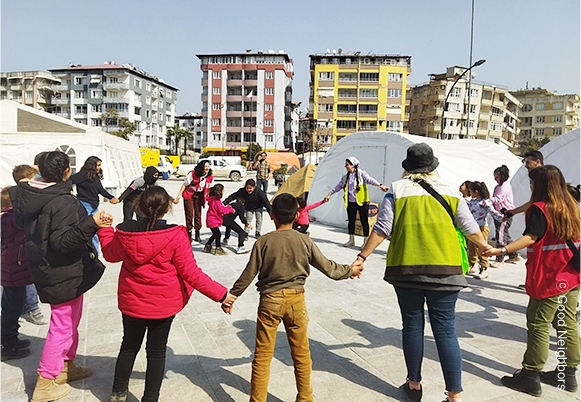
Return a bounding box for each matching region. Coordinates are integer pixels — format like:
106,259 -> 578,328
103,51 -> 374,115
2,0 -> 579,114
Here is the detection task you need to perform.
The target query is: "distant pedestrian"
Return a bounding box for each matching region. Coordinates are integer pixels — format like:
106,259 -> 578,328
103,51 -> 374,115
222,197 -> 253,254
118,166 -> 159,222
254,152 -> 270,194
203,184 -> 234,256
173,160 -> 213,242
293,196 -> 327,233
324,157 -> 388,249
224,178 -> 272,238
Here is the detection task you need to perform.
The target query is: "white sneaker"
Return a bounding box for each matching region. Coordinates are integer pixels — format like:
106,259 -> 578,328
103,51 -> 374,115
476,270 -> 489,280
236,247 -> 250,254
490,261 -> 504,268
468,264 -> 479,274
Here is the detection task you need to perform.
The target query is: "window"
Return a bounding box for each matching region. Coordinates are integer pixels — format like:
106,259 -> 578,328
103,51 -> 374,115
265,103 -> 273,111
554,115 -> 562,122
470,89 -> 479,97
450,88 -> 461,97
318,72 -> 334,81
91,104 -> 102,112
265,134 -> 273,142
146,96 -> 151,105
134,107 -> 141,115
146,83 -> 151,91
413,105 -> 418,113
491,122 -> 502,131
134,79 -> 141,88
553,128 -> 562,135
386,121 -> 401,130
536,116 -> 545,123
212,118 -> 220,126
213,87 -> 220,95
491,107 -> 503,117
337,120 -> 356,130
338,72 -> 357,82
411,120 -> 417,127
91,90 -> 102,99
388,73 -> 402,82
75,105 -> 87,114
447,103 -> 461,112
359,72 -> 379,81
445,118 -> 457,127
553,102 -> 563,109
134,93 -> 142,102
462,119 -> 475,128
26,91 -> 33,98
108,91 -> 118,98
535,128 -> 545,136
522,104 -> 532,112
159,100 -> 163,108
388,89 -> 402,98
536,103 -> 546,110
266,71 -> 274,79
213,71 -> 221,79
265,119 -> 273,127
213,133 -> 221,141
318,104 -> 333,113
109,77 -> 118,83
465,104 -> 477,113
213,103 -> 221,110
167,91 -> 172,99
75,77 -> 84,85
358,104 -> 377,114
359,88 -> 378,98
265,88 -> 273,95
74,91 -> 86,98
523,117 -> 532,125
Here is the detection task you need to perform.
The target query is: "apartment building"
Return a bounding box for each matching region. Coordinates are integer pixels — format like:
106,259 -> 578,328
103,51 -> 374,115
308,51 -> 411,149
408,66 -> 521,146
49,62 -> 178,150
197,50 -> 294,156
176,112 -> 204,153
0,70 -> 60,111
510,88 -> 579,141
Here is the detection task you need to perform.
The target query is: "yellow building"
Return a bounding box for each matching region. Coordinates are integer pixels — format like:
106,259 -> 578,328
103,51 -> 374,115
309,52 -> 411,149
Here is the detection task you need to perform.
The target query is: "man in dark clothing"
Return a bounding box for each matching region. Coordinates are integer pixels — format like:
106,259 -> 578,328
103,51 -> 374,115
223,197 -> 252,254
223,178 -> 272,238
118,167 -> 159,222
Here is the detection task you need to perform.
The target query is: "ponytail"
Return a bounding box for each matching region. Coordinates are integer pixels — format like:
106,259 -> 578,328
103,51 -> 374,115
135,186 -> 172,231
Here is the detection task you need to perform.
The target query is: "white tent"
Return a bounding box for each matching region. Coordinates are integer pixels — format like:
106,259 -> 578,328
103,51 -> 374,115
509,128 -> 580,240
309,131 -> 522,228
1,100 -> 141,196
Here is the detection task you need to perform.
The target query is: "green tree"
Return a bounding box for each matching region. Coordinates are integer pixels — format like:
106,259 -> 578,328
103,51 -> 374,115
116,118 -> 136,141
166,124 -> 193,155
99,108 -> 119,133
246,142 -> 262,163
99,108 -> 133,140
514,136 -> 551,157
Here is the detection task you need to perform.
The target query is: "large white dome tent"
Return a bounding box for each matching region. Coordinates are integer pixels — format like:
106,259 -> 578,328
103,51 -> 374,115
509,128 -> 580,241
308,131 -> 522,229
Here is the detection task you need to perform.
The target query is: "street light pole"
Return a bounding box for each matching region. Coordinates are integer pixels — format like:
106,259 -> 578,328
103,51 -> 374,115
439,59 -> 485,140
465,0 -> 476,138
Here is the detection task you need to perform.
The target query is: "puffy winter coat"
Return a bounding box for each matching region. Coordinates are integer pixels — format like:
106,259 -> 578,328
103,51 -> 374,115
206,197 -> 234,229
98,222 -> 227,319
13,180 -> 105,304
1,209 -> 33,287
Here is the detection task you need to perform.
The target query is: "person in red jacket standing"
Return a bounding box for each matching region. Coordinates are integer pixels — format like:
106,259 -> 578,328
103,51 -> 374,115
485,165 -> 580,397
99,186 -> 237,402
203,184 -> 234,256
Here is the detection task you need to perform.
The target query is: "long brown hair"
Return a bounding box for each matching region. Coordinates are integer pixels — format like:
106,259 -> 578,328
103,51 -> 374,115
135,187 -> 173,231
530,165 -> 580,240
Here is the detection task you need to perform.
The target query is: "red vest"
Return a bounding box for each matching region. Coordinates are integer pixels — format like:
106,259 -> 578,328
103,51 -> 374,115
182,173 -> 213,203
525,202 -> 580,299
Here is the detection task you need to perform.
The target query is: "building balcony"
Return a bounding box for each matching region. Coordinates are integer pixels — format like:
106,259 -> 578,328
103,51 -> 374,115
428,93 -> 445,102
242,110 -> 256,118
226,110 -> 243,118
226,126 -> 243,133
201,95 -> 208,102
337,111 -> 356,117
477,128 -> 488,136
227,95 -> 243,102
227,79 -> 243,86
491,114 -> 503,122
103,82 -> 129,90
52,98 -> 70,105
244,79 -> 258,86
104,70 -> 128,76
103,97 -> 127,103
52,85 -> 70,91
201,79 -> 208,87
481,97 -> 492,105
54,112 -> 70,119
201,110 -> 208,117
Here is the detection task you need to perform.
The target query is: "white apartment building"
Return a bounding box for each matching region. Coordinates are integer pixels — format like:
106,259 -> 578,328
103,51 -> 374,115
1,71 -> 60,111
49,62 -> 178,150
409,66 -> 521,146
176,112 -> 204,153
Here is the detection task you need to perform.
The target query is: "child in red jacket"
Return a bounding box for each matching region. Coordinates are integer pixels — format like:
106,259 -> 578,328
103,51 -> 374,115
99,186 -> 236,402
293,196 -> 327,234
203,184 -> 234,256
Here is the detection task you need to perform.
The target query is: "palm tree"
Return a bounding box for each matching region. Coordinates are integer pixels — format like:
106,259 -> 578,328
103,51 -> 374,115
166,124 -> 194,155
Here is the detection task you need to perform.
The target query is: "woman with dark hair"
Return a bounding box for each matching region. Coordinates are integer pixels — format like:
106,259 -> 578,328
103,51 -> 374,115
490,165 -> 520,266
324,157 -> 388,249
484,165 -> 580,396
13,151 -> 112,401
71,156 -> 119,253
173,160 -> 213,242
118,166 -> 160,222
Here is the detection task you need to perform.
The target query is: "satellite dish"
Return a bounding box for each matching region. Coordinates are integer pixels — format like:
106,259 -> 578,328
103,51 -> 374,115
338,48 -> 342,54
326,48 -> 330,53
332,49 -> 336,54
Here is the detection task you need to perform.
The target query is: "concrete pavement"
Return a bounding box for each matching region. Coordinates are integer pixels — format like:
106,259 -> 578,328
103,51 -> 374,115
2,177 -> 579,401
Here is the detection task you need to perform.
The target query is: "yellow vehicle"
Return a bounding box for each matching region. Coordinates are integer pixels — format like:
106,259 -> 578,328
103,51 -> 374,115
140,148 -> 179,179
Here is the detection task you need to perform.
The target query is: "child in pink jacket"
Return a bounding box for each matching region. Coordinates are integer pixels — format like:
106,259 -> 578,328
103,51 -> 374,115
293,196 -> 327,233
203,184 -> 234,255
99,186 -> 236,402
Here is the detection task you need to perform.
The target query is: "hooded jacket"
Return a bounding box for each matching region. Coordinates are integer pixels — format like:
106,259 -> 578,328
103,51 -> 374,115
118,166 -> 159,204
1,209 -> 33,287
98,221 -> 228,319
13,180 -> 105,304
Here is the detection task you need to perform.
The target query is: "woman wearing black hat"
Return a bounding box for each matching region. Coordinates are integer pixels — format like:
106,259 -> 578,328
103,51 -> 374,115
354,143 -> 490,402
118,166 -> 160,222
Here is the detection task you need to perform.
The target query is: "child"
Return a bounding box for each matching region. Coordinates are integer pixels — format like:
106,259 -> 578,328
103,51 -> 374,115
467,181 -> 504,279
222,197 -> 253,254
459,180 -> 472,201
204,184 -> 234,255
293,196 -> 327,233
224,193 -> 363,402
1,187 -> 33,361
98,186 -> 237,402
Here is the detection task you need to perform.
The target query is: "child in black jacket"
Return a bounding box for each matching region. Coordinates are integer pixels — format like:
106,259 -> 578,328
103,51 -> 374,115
222,197 -> 252,254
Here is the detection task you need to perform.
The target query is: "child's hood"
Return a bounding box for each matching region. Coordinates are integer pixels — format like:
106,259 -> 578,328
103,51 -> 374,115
113,225 -> 183,264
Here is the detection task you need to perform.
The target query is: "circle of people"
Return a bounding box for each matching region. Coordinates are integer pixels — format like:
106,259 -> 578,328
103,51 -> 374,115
2,144 -> 579,402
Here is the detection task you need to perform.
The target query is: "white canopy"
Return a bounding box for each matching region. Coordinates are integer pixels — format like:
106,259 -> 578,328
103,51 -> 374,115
309,131 -> 522,228
0,100 -> 141,196
509,129 -> 580,240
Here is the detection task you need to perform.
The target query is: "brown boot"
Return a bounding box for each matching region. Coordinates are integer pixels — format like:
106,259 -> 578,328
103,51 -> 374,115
31,372 -> 71,402
55,360 -> 94,384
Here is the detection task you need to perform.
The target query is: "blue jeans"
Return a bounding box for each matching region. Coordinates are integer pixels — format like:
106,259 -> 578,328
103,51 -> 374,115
394,286 -> 463,393
23,283 -> 39,313
2,286 -> 26,346
79,200 -> 100,254
257,178 -> 268,194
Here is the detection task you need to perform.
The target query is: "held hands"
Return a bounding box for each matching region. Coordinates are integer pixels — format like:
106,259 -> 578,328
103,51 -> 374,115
173,197 -> 181,204
221,292 -> 237,314
93,210 -> 113,228
246,224 -> 253,230
350,258 -> 364,279
110,197 -> 120,204
482,247 -> 501,257
379,185 -> 389,192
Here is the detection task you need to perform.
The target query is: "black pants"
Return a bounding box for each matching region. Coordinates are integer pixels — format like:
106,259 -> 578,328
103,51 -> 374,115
112,314 -> 175,402
347,202 -> 369,236
206,227 -> 222,248
1,286 -> 26,347
292,222 -> 309,233
224,222 -> 246,247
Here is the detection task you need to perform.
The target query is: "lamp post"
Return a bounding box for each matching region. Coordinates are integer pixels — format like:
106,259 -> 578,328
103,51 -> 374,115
439,59 -> 485,139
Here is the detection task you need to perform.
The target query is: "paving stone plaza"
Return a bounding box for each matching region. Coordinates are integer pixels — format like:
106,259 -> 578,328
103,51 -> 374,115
2,178 -> 579,402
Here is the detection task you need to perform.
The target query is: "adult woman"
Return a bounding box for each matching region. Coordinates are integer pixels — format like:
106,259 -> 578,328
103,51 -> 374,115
355,143 -> 489,402
174,160 -> 213,242
490,165 -> 521,266
118,166 -> 159,222
324,157 -> 388,248
71,156 -> 119,253
484,165 -> 580,396
14,151 -> 111,402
